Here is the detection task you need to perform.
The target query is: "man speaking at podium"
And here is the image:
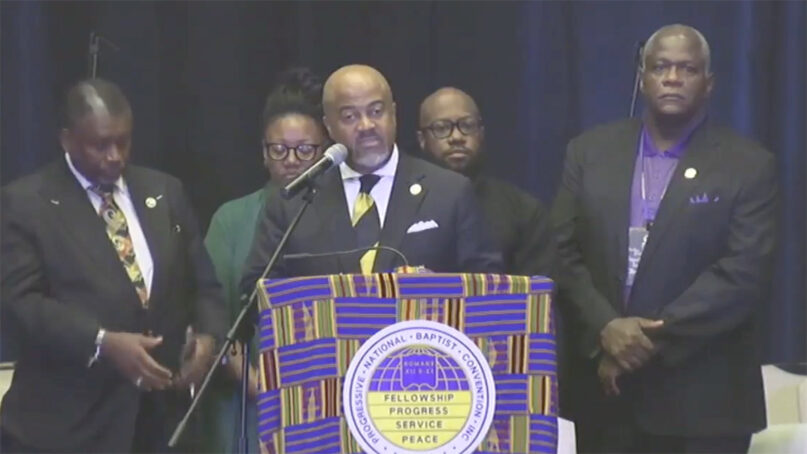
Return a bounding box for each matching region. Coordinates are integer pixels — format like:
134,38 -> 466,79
241,64 -> 502,290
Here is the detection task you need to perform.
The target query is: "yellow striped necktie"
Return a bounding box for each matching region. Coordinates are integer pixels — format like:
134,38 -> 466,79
91,184 -> 149,308
352,174 -> 381,274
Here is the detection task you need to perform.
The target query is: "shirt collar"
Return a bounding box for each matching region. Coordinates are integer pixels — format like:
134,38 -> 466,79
64,153 -> 126,193
340,144 -> 399,180
641,112 -> 706,158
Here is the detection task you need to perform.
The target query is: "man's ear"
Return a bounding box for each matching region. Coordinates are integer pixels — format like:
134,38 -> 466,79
705,72 -> 715,98
322,115 -> 334,139
416,129 -> 426,152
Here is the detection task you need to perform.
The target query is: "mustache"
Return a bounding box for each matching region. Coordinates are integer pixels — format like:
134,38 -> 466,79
357,131 -> 381,141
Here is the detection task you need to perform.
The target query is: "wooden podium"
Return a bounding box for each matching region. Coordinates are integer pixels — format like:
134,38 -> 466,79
255,271 -> 558,454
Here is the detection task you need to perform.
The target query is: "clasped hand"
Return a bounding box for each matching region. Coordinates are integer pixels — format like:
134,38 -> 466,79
597,317 -> 664,396
101,331 -> 215,392
600,317 -> 663,371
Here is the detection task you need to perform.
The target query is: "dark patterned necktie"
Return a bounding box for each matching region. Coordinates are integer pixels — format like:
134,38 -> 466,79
352,174 -> 381,274
91,184 -> 149,308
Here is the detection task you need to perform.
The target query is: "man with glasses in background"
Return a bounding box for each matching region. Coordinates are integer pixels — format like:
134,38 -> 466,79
417,87 -> 553,277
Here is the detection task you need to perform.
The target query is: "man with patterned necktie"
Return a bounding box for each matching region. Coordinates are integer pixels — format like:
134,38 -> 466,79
0,78 -> 226,453
241,64 -> 502,290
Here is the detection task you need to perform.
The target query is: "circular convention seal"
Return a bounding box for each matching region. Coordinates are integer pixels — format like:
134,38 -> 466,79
343,320 -> 496,454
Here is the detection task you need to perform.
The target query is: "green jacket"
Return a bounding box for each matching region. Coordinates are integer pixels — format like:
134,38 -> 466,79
205,186 -> 268,325
197,186 -> 267,454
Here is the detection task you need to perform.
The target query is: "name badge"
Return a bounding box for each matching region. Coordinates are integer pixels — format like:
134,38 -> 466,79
626,226 -> 649,287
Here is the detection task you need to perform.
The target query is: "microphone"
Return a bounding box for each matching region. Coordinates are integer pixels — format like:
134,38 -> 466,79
635,40 -> 645,67
282,143 -> 348,199
283,245 -> 410,269
629,40 -> 645,118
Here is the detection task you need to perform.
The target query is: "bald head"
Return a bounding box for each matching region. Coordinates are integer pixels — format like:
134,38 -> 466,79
417,87 -> 484,175
642,24 -> 711,74
63,78 -> 131,129
322,65 -> 397,174
59,78 -> 133,185
419,87 -> 480,128
323,64 -> 393,111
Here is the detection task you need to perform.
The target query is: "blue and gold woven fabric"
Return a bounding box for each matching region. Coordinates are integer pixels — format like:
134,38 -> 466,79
256,272 -> 557,454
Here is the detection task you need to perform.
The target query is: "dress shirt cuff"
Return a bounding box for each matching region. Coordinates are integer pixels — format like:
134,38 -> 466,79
87,328 -> 106,368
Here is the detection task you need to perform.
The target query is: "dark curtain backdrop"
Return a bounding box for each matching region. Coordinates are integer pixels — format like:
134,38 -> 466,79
2,1 -> 804,363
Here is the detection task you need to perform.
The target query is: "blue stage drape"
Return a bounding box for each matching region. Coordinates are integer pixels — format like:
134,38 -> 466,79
1,0 -> 804,363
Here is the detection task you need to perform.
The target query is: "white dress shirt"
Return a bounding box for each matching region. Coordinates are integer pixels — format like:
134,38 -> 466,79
339,145 -> 399,228
65,153 -> 154,295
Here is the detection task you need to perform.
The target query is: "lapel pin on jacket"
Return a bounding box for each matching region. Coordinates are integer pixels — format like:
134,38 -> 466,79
145,197 -> 157,208
684,168 -> 698,179
409,183 -> 422,196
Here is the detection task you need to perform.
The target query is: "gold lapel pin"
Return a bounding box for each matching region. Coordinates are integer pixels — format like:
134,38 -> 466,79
145,197 -> 157,208
684,168 -> 698,179
409,183 -> 422,196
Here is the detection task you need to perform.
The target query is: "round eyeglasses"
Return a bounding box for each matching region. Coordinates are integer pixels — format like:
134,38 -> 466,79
263,142 -> 320,161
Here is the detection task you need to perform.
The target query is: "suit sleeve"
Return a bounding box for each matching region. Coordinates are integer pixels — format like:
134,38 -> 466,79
0,189 -> 99,363
171,181 -> 228,342
513,198 -> 555,278
455,179 -> 504,273
240,190 -> 288,298
551,139 -> 620,357
654,153 -> 778,366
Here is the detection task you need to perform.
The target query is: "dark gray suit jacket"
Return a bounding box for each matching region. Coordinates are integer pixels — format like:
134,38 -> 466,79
0,159 -> 227,452
241,151 -> 502,292
552,119 -> 778,436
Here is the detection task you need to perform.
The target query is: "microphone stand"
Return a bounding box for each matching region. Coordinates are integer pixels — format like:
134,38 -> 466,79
86,31 -> 120,79
169,185 -> 318,451
88,32 -> 99,79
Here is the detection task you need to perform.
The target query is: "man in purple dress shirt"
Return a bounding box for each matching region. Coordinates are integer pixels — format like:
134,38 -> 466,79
552,24 -> 778,453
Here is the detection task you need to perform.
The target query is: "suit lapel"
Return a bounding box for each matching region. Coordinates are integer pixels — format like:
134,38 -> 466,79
606,120 -> 643,287
633,125 -> 719,284
123,167 -> 171,307
311,169 -> 358,273
40,160 -> 126,275
375,153 -> 426,272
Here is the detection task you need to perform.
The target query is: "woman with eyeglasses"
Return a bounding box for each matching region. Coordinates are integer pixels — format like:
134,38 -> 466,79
198,67 -> 328,453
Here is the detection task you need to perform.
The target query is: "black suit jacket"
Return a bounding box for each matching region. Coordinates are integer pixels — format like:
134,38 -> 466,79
0,159 -> 227,452
241,151 -> 502,291
472,176 -> 554,277
552,119 -> 777,436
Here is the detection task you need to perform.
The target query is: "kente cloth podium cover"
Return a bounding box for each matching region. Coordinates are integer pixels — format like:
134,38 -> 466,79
256,270 -> 558,454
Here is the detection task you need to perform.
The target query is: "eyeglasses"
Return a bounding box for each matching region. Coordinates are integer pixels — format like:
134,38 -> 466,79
263,142 -> 320,161
421,116 -> 483,139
